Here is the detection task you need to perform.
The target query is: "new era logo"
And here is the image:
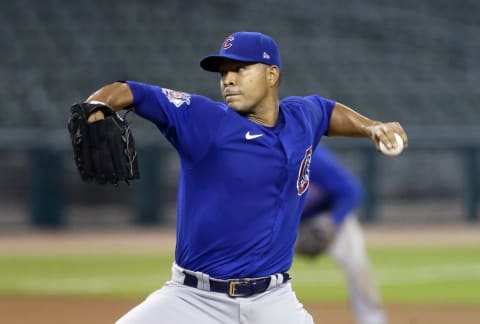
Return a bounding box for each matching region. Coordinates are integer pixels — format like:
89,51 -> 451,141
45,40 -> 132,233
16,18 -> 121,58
263,52 -> 270,59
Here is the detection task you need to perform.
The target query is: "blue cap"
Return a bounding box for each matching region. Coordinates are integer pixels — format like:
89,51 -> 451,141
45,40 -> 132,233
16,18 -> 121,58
200,32 -> 281,72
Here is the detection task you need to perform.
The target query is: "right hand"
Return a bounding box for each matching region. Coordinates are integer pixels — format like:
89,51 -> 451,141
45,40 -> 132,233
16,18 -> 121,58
366,121 -> 408,152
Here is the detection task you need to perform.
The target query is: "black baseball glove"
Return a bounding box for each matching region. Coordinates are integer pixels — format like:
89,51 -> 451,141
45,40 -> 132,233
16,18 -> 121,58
295,214 -> 336,258
67,102 -> 140,185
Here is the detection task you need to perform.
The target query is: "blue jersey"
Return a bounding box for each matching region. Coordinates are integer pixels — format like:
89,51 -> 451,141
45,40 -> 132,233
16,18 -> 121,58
126,81 -> 335,279
301,146 -> 363,227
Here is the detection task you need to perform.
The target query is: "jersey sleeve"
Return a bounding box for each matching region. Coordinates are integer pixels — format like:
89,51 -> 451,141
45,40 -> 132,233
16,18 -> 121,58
125,81 -> 227,163
304,95 -> 335,145
304,146 -> 364,227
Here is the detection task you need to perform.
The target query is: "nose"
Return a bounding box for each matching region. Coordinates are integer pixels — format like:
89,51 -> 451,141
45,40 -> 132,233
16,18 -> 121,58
222,71 -> 236,86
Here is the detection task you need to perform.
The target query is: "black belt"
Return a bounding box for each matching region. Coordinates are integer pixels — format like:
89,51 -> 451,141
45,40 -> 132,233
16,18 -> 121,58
182,271 -> 291,298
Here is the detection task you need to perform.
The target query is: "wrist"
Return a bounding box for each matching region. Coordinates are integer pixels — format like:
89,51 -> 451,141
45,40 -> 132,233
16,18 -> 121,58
362,121 -> 380,140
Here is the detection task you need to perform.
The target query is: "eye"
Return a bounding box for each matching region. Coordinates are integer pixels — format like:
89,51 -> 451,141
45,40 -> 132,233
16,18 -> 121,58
219,63 -> 249,76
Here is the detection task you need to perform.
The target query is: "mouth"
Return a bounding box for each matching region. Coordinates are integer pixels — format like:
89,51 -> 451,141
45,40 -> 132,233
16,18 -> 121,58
223,89 -> 240,100
224,94 -> 238,102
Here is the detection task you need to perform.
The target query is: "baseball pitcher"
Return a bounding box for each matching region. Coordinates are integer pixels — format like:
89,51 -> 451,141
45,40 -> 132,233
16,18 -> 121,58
68,32 -> 407,324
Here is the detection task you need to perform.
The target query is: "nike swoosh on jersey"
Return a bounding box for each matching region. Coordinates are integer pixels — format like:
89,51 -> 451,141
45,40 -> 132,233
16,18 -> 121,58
245,131 -> 264,140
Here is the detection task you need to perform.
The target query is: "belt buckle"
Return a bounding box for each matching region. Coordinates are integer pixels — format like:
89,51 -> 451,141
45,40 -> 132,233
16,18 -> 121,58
228,279 -> 250,297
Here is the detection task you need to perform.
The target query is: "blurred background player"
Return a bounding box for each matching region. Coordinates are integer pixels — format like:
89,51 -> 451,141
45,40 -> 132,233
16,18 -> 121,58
296,145 -> 387,324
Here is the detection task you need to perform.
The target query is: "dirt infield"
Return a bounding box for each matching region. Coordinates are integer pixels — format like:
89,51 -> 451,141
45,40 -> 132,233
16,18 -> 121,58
2,224 -> 480,255
1,295 -> 479,324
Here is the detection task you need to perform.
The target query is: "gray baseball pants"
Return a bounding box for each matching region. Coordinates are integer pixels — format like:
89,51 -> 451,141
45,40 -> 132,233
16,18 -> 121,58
116,263 -> 314,324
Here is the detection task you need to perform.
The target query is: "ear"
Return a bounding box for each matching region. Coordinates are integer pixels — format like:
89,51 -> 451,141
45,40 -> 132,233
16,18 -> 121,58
267,65 -> 280,86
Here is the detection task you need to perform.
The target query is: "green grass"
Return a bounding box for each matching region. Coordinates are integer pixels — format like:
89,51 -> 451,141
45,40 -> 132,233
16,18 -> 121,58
291,246 -> 480,304
0,246 -> 479,304
0,254 -> 174,298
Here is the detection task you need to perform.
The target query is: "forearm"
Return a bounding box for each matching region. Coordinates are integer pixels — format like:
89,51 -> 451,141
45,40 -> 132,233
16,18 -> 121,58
86,82 -> 134,112
326,102 -> 408,154
327,102 -> 379,138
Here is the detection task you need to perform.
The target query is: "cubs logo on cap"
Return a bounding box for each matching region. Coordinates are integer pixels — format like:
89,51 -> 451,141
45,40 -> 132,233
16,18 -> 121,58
200,32 -> 282,72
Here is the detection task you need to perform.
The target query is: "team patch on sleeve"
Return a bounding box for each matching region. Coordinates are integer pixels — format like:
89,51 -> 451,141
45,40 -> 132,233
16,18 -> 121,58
162,88 -> 191,108
297,146 -> 313,196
